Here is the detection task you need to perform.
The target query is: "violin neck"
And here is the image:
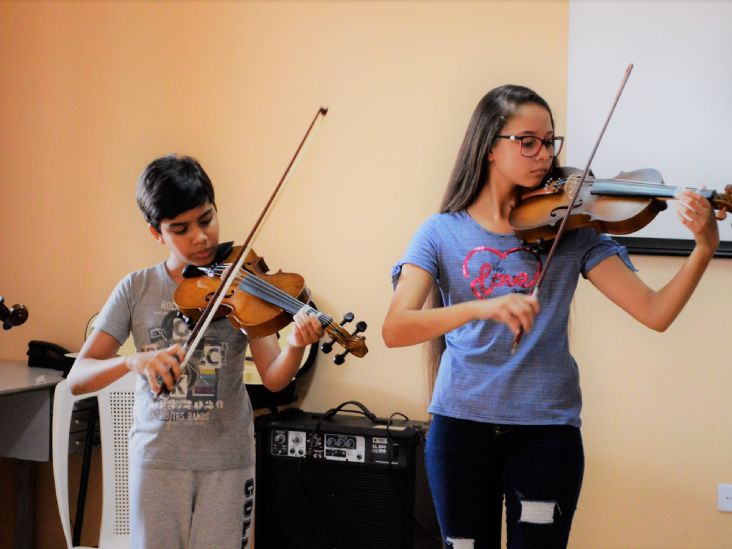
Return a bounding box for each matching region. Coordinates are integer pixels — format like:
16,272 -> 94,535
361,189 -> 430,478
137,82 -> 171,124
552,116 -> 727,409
238,274 -> 331,328
591,180 -> 715,201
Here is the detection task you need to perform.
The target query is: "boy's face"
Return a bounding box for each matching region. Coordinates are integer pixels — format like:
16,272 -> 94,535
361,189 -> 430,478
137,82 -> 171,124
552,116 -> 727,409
150,201 -> 220,266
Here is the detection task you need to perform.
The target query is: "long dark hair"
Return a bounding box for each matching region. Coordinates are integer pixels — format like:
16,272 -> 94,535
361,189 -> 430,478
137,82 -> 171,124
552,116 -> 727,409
425,85 -> 557,397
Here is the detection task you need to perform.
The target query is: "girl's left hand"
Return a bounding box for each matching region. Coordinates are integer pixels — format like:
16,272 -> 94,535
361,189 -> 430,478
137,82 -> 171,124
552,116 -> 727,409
675,188 -> 720,252
287,307 -> 324,348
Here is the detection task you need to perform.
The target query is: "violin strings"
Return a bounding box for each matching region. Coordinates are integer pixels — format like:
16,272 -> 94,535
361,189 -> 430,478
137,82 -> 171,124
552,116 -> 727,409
198,266 -> 336,329
582,177 -> 707,194
234,273 -> 338,332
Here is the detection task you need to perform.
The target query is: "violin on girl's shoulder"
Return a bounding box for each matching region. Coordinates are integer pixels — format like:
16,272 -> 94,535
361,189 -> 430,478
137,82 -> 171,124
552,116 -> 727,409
510,166 -> 732,244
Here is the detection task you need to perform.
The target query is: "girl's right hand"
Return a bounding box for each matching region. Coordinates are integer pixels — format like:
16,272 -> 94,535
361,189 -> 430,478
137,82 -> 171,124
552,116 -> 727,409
125,344 -> 185,394
472,293 -> 539,336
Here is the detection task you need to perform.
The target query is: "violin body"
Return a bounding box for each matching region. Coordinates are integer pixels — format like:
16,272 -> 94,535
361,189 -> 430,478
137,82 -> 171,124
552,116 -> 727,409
510,167 -> 732,244
175,246 -> 311,338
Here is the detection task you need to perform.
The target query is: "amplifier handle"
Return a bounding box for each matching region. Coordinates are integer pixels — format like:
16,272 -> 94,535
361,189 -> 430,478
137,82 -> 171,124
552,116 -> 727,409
322,400 -> 377,423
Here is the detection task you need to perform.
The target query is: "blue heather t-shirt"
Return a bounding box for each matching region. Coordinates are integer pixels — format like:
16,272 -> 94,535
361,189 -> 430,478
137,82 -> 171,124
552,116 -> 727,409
392,211 -> 634,428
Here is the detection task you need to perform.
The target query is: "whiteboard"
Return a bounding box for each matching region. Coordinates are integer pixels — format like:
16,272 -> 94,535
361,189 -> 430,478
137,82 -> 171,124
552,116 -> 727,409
567,1 -> 732,253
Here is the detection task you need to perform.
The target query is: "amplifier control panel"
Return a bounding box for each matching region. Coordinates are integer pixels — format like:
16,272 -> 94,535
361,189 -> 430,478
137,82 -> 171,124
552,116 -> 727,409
268,428 -> 408,466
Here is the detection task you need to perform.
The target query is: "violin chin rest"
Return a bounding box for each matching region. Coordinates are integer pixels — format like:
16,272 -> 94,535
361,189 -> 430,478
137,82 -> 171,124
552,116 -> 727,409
182,264 -> 203,279
214,241 -> 235,264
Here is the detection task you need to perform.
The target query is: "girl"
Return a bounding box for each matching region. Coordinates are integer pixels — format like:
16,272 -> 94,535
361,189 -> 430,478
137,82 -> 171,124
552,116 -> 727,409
382,85 -> 720,548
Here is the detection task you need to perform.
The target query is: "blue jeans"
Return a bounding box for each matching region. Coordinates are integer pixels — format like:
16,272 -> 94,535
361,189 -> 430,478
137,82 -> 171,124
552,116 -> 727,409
425,414 -> 584,549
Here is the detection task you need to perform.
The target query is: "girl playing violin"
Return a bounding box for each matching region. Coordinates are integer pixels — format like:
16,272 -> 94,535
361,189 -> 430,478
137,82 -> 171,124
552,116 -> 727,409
67,155 -> 323,549
382,85 -> 721,548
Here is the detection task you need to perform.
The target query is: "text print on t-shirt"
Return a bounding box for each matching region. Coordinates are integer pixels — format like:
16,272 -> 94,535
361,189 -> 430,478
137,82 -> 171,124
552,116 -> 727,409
462,246 -> 542,299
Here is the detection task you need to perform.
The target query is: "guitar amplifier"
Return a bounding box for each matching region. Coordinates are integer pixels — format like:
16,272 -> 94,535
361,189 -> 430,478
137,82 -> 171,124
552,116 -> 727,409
254,407 -> 441,549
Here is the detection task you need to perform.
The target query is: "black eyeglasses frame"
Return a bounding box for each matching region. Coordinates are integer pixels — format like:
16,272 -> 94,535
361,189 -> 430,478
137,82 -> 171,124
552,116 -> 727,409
495,135 -> 564,158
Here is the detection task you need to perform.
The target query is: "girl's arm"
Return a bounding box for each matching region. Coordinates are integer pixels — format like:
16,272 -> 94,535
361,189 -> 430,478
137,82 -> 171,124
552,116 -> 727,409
587,189 -> 719,331
382,264 -> 539,348
68,329 -> 183,396
249,310 -> 323,392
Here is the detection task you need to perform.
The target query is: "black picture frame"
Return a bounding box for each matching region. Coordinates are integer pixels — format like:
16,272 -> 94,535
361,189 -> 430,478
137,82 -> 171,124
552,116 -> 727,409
615,237 -> 732,258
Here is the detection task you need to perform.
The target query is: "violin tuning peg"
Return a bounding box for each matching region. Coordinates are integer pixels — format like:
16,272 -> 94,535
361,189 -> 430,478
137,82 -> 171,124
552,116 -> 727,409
352,321 -> 367,335
321,339 -> 335,354
333,350 -> 349,365
340,312 -> 354,326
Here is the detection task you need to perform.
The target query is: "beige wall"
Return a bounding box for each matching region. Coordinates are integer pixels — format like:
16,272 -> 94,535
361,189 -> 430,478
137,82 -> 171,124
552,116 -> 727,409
0,2 -> 730,548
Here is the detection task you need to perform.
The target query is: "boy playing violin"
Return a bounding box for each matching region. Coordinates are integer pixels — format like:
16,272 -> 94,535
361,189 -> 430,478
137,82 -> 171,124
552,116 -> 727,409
67,154 -> 323,549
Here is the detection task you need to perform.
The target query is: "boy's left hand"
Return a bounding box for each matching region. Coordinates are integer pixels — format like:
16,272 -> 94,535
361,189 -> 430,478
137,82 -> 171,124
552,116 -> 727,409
287,307 -> 324,348
675,188 -> 720,252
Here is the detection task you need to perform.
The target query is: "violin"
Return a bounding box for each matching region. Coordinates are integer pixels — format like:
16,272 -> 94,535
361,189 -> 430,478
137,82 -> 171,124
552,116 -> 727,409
174,242 -> 368,364
510,166 -> 732,244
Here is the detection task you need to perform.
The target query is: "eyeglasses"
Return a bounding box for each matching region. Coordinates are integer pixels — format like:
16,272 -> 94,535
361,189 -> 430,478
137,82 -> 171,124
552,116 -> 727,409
495,135 -> 564,158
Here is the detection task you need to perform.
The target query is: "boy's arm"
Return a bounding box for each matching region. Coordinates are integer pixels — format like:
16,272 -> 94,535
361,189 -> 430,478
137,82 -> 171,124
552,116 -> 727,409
68,329 -> 183,396
67,330 -> 128,395
249,311 -> 323,392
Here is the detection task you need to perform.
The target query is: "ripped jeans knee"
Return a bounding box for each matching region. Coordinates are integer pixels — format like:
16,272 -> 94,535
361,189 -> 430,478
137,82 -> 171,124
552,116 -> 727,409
517,497 -> 558,525
445,537 -> 475,549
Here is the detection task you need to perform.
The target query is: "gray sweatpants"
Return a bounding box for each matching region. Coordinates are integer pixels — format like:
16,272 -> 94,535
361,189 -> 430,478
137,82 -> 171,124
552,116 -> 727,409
129,464 -> 255,549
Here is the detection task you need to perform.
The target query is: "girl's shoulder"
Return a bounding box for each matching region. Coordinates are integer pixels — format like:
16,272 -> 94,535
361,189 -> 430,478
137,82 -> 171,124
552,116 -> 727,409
420,210 -> 471,231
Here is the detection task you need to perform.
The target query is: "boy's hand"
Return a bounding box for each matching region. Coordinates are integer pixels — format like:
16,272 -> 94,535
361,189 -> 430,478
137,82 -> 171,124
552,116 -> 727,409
125,344 -> 184,394
287,307 -> 324,349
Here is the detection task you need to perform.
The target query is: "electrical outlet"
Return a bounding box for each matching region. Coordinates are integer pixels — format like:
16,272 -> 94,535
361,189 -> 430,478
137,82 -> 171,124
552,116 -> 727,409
718,484 -> 732,512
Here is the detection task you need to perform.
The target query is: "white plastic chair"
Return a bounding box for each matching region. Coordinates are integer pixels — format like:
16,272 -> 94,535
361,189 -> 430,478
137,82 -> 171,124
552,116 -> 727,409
53,373 -> 136,549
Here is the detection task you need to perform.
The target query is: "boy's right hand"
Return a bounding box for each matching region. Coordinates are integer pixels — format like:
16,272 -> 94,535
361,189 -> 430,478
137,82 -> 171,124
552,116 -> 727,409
471,293 -> 539,337
125,344 -> 185,395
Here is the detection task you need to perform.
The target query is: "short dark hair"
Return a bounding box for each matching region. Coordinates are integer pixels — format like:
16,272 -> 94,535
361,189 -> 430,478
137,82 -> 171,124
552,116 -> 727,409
136,155 -> 216,230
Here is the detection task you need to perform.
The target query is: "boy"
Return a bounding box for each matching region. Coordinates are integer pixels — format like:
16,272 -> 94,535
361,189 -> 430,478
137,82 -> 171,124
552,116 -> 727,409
68,154 -> 323,549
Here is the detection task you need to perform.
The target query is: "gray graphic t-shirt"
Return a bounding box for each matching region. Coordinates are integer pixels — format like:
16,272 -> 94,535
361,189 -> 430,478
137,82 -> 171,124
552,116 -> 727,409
94,262 -> 254,470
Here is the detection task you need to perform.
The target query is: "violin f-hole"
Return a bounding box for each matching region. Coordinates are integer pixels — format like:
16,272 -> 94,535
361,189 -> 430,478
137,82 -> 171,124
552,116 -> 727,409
206,290 -> 234,302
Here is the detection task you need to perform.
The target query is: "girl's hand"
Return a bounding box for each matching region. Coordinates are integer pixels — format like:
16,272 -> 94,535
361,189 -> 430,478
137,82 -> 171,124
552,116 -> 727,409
287,307 -> 324,348
675,188 -> 720,253
125,344 -> 184,394
472,293 -> 539,337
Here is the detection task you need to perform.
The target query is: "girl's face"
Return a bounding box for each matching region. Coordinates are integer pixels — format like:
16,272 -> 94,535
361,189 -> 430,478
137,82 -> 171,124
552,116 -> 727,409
488,103 -> 556,190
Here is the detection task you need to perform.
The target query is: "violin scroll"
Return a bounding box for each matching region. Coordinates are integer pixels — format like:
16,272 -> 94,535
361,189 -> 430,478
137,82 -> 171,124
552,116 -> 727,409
320,312 -> 368,365
712,185 -> 732,221
0,296 -> 29,331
